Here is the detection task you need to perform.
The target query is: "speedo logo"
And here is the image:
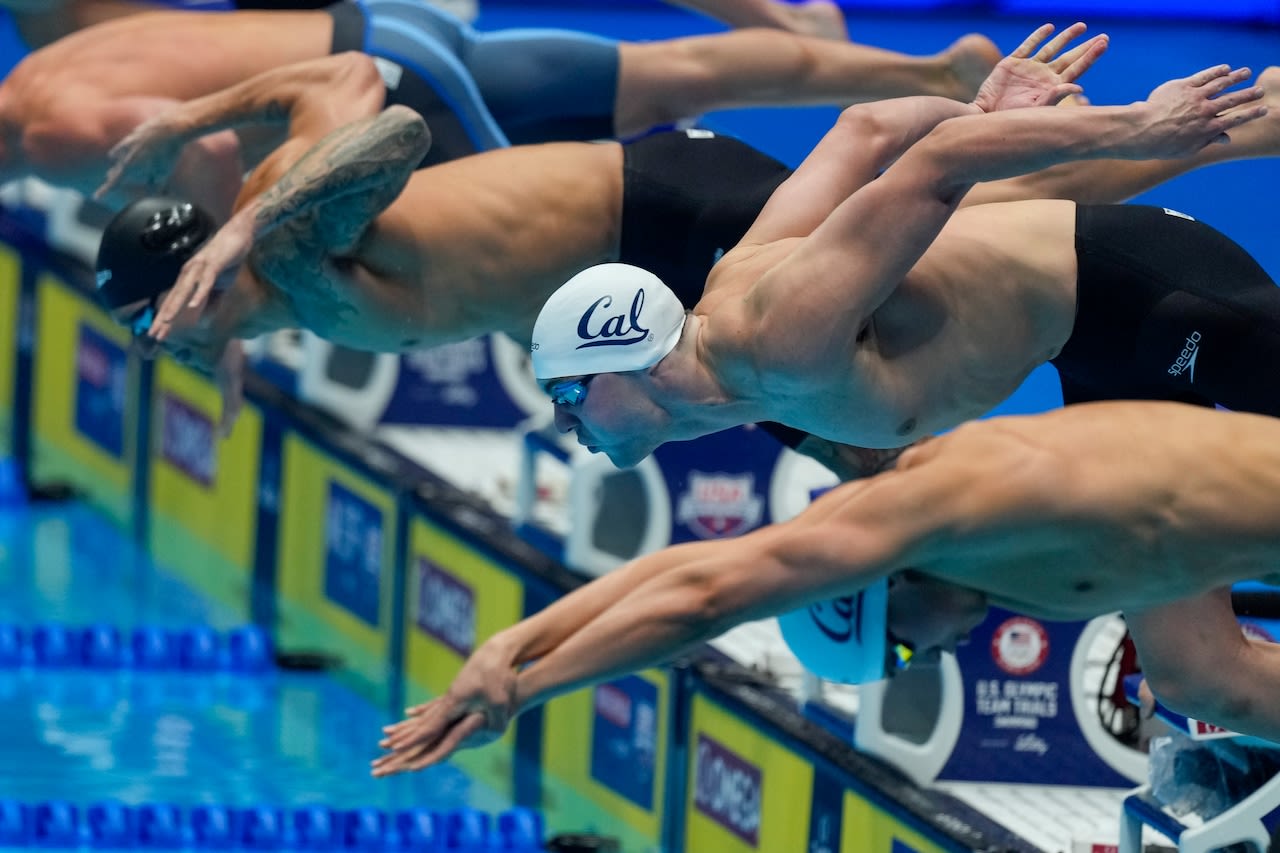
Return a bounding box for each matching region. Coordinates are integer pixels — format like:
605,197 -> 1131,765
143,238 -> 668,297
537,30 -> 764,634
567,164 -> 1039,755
1167,331 -> 1202,382
576,289 -> 652,349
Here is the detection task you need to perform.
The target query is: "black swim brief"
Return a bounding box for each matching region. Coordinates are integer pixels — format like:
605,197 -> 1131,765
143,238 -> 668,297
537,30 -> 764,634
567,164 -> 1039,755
1053,204 -> 1280,415
619,129 -> 792,308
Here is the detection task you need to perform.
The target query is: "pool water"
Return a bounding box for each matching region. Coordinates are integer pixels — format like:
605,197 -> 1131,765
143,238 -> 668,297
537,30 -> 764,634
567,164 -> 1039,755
0,501 -> 513,816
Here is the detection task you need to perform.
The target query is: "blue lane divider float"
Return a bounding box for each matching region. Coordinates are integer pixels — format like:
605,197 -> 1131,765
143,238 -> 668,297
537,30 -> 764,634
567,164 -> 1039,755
0,458 -> 26,507
0,800 -> 544,851
0,624 -> 273,672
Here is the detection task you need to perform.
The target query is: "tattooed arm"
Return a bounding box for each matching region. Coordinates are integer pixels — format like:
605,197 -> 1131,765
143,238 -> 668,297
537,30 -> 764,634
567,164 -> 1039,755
146,105 -> 431,341
99,53 -> 387,200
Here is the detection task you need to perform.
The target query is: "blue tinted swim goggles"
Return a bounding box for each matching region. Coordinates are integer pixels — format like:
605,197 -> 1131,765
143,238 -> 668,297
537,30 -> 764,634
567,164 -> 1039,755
546,376 -> 594,407
128,296 -> 159,337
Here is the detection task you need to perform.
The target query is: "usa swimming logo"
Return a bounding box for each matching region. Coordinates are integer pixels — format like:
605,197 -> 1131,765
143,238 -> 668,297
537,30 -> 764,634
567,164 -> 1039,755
675,472 -> 763,539
1167,331 -> 1202,382
575,289 -> 653,349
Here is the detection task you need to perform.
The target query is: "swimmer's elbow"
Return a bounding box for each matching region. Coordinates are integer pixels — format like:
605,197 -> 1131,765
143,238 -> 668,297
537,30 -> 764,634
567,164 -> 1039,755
329,52 -> 385,98
687,567 -> 740,637
831,106 -> 899,173
1144,665 -> 1253,733
693,548 -> 783,635
379,106 -> 432,160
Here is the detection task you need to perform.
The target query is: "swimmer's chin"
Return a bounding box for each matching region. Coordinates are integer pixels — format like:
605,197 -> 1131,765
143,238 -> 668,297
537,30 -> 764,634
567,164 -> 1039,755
600,447 -> 650,470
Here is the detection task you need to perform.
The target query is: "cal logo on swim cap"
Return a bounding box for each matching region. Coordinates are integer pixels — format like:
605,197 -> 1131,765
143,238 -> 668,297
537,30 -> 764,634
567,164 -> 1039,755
777,579 -> 890,684
531,263 -> 686,381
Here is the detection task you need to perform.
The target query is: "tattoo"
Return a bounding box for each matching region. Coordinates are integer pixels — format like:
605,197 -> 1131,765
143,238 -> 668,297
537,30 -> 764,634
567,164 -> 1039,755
247,107 -> 429,325
254,106 -> 429,248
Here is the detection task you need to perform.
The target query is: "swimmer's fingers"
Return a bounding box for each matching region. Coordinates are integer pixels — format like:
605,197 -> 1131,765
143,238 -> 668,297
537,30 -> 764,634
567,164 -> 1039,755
1044,83 -> 1085,107
1050,34 -> 1109,83
1186,64 -> 1249,91
215,341 -> 245,440
1213,102 -> 1269,143
1033,21 -> 1086,64
94,164 -> 124,202
1208,81 -> 1265,111
372,713 -> 480,777
95,141 -> 138,200
380,702 -> 454,750
148,260 -> 207,342
97,130 -> 178,200
400,713 -> 488,773
1009,23 -> 1056,60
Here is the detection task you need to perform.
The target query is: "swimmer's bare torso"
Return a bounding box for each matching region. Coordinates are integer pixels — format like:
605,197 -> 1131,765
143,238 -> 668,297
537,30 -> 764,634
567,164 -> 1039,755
858,401 -> 1280,618
697,198 -> 1078,448
231,136 -> 627,351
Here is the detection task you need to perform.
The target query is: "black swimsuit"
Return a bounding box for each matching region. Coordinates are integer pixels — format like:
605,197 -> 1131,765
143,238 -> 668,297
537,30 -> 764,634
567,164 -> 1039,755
1054,204 -> 1280,415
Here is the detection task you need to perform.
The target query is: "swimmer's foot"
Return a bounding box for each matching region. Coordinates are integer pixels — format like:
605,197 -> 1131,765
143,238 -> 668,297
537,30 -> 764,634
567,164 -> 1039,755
780,0 -> 848,41
940,33 -> 1003,101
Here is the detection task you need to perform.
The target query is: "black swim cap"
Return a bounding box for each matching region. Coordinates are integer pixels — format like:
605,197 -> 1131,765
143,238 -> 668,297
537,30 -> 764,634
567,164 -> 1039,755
94,197 -> 215,311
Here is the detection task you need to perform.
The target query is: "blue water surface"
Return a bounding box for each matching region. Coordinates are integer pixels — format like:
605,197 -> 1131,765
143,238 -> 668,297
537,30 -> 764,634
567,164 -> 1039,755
0,502 -> 510,815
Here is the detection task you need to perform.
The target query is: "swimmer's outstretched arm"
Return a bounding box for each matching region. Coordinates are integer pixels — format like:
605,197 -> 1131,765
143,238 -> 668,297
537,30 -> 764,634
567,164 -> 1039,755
727,23 -> 1103,250
97,52 -> 386,201
399,466 -> 887,683
744,63 -> 1264,368
964,78 -> 1278,207
146,105 -> 430,342
1127,587 -> 1280,744
373,465 -> 947,776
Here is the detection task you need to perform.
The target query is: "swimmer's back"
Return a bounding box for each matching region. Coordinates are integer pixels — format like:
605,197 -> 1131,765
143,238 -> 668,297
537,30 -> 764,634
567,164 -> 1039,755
7,6 -> 332,102
940,402 -> 1280,544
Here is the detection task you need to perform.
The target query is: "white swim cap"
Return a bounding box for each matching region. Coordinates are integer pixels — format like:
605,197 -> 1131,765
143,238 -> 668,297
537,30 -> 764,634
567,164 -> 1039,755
531,263 -> 686,381
777,579 -> 891,684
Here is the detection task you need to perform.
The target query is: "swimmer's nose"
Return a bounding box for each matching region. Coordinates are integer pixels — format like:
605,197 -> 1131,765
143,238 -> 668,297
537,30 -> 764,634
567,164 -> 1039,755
553,407 -> 577,435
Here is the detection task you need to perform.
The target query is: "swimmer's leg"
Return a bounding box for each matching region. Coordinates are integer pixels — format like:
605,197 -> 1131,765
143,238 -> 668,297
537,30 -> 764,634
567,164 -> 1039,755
467,24 -> 1000,142
663,0 -> 849,41
610,29 -> 1001,138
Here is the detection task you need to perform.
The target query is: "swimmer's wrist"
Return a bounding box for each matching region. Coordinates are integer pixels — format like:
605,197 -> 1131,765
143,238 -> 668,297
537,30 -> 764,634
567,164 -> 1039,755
481,630 -> 524,666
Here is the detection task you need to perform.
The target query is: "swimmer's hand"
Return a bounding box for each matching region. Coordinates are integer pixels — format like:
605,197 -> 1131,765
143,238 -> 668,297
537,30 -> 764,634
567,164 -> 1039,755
149,210 -> 255,343
971,23 -> 1108,113
214,340 -> 245,439
372,642 -> 520,777
145,329 -> 244,438
95,116 -> 188,201
1137,677 -> 1157,721
1138,65 -> 1267,156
